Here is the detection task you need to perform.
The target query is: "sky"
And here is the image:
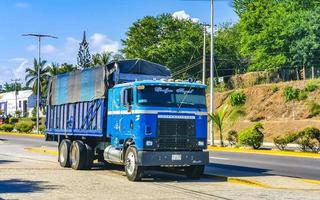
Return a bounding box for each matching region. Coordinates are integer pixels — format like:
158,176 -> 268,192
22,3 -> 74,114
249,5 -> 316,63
0,0 -> 238,85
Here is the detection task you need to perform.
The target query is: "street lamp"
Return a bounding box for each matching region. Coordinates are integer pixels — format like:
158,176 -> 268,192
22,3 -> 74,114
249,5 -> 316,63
22,33 -> 58,134
210,0 -> 215,145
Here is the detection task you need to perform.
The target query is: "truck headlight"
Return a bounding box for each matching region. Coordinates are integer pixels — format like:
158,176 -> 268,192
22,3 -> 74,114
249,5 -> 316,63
197,140 -> 205,146
145,140 -> 153,146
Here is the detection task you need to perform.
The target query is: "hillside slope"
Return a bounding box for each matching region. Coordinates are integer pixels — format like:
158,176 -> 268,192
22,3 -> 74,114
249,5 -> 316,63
212,80 -> 320,142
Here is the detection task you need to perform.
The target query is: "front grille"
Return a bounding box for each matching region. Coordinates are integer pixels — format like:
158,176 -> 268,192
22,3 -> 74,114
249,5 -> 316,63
156,118 -> 197,150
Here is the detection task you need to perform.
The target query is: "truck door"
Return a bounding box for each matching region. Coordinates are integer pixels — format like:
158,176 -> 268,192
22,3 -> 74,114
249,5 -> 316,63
120,87 -> 134,142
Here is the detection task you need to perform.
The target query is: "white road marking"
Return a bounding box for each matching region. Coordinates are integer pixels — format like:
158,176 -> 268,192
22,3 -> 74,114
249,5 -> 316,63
209,156 -> 230,161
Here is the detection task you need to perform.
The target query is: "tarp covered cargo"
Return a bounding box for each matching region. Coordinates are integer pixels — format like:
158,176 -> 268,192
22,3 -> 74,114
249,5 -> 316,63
48,59 -> 171,105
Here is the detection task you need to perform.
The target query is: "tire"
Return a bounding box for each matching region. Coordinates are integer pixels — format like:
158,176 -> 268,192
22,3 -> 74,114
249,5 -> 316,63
70,140 -> 87,170
58,139 -> 71,167
125,146 -> 143,181
184,165 -> 205,179
84,143 -> 94,170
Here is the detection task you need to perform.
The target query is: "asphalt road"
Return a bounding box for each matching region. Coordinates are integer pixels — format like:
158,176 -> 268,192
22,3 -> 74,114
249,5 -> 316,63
209,150 -> 320,180
1,134 -> 320,180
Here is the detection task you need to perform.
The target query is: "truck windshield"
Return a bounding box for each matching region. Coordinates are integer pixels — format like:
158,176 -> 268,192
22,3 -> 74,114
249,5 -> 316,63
137,85 -> 206,108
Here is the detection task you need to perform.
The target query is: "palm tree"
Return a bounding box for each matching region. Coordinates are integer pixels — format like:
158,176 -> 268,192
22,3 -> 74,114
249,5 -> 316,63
92,52 -> 112,66
209,105 -> 245,146
49,63 -> 60,76
25,59 -> 51,99
209,106 -> 229,146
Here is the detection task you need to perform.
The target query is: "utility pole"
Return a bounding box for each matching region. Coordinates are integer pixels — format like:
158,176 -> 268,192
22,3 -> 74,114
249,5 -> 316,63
11,79 -> 21,117
202,23 -> 210,85
22,33 -> 58,133
210,0 -> 215,145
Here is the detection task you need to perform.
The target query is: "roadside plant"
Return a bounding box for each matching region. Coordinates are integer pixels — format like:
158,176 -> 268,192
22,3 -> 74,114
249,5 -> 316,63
209,106 -> 229,147
305,82 -> 318,92
296,127 -> 320,153
230,90 -> 246,106
239,123 -> 264,149
9,117 -> 19,124
15,122 -> 34,133
273,132 -> 299,151
0,124 -> 14,132
227,130 -> 238,146
271,85 -> 279,93
283,86 -> 299,101
308,102 -> 320,117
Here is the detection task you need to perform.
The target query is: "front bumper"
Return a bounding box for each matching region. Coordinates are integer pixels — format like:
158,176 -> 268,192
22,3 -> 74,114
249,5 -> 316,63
137,151 -> 209,167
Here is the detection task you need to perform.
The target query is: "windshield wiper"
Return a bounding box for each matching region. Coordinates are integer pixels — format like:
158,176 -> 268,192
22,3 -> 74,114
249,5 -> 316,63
177,86 -> 194,112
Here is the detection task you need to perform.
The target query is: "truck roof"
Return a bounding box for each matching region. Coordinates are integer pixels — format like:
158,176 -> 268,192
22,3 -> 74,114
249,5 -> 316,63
113,80 -> 207,89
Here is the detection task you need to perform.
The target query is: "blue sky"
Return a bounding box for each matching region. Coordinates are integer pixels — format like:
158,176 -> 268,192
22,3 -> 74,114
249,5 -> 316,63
0,0 -> 238,85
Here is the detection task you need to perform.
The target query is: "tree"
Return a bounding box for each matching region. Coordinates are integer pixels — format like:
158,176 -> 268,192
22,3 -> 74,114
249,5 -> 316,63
92,52 -> 112,66
237,0 -> 320,72
209,106 -> 229,146
77,31 -> 92,69
214,23 -> 246,76
25,59 -> 50,104
122,14 -> 205,78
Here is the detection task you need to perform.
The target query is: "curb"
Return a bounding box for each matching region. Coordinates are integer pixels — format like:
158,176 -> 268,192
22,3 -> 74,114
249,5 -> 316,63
25,147 -> 58,156
203,173 -> 275,188
0,132 -> 45,138
207,146 -> 320,159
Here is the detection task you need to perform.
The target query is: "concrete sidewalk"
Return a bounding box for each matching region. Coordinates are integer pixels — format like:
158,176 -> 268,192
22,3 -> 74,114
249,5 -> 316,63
204,165 -> 320,190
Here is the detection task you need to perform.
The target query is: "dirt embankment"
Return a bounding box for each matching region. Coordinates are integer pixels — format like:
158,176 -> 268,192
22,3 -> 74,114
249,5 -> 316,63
210,80 -> 320,142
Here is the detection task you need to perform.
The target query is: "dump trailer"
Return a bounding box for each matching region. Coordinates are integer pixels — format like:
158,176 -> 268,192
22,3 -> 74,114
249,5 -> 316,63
45,59 -> 209,181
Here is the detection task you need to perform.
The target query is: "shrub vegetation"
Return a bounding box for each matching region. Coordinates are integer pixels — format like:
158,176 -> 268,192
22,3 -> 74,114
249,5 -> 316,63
0,124 -> 14,132
15,122 -> 34,133
230,90 -> 246,106
239,123 -> 264,149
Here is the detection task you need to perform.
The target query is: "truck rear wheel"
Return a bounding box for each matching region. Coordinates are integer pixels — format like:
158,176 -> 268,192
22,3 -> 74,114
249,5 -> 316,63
58,139 -> 71,167
185,165 -> 205,179
70,140 -> 87,170
125,146 -> 143,181
84,143 -> 94,170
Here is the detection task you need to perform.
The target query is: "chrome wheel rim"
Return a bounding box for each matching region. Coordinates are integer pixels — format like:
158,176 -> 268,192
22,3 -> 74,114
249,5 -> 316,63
126,151 -> 135,175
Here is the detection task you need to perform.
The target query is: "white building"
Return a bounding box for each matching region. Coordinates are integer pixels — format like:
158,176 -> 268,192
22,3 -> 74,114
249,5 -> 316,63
0,90 -> 36,116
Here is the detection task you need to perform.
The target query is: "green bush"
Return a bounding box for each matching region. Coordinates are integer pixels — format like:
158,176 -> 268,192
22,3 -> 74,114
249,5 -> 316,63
9,117 -> 19,124
230,90 -> 246,106
0,124 -> 14,132
227,130 -> 238,146
271,85 -> 279,93
297,127 -> 320,153
15,122 -> 34,133
273,132 -> 299,151
305,82 -> 318,92
39,125 -> 46,133
309,102 -> 320,116
239,123 -> 264,149
298,90 -> 307,101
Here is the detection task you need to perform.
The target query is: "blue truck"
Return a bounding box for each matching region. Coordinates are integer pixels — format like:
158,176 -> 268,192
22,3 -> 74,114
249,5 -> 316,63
45,59 -> 208,181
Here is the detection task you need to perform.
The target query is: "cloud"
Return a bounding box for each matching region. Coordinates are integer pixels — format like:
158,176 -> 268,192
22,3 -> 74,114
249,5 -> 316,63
172,10 -> 199,23
90,33 -> 119,53
10,58 -> 30,81
15,2 -> 30,8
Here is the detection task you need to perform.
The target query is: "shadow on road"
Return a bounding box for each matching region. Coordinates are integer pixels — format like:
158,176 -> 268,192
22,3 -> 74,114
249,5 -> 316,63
0,179 -> 58,194
91,163 -> 221,183
207,163 -> 274,177
0,160 -> 18,165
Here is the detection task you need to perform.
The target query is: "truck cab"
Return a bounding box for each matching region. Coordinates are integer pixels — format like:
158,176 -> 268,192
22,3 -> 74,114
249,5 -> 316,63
106,80 -> 208,180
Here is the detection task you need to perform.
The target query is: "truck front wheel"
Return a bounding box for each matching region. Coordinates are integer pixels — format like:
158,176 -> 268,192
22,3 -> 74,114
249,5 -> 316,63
58,139 -> 71,167
70,140 -> 87,170
125,146 -> 143,181
184,165 -> 205,179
